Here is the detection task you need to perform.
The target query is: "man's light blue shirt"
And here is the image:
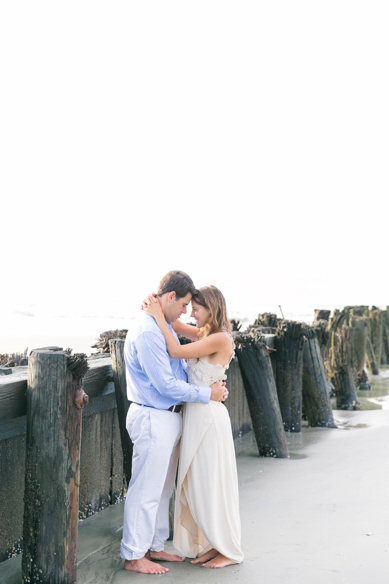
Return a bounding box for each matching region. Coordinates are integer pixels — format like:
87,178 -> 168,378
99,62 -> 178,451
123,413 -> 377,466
124,312 -> 211,408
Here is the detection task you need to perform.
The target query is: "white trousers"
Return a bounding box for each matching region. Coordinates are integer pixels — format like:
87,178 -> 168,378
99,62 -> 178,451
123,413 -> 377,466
120,403 -> 182,560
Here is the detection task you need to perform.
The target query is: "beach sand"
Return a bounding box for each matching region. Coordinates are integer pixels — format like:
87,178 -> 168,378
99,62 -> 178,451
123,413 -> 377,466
2,384 -> 389,584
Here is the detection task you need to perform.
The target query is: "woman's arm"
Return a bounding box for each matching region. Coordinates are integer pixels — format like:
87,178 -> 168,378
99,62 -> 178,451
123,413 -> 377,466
143,300 -> 227,359
171,320 -> 200,341
159,317 -> 227,359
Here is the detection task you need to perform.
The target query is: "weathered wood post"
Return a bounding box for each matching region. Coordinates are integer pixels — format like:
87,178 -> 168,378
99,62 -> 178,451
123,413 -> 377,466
248,315 -> 278,379
369,308 -> 383,372
357,368 -> 372,391
333,307 -> 372,388
350,316 -> 367,373
22,349 -> 89,584
313,309 -> 331,323
234,332 -> 288,458
274,321 -> 305,433
329,326 -> 360,410
349,315 -> 371,390
109,338 -> 133,487
381,309 -> 389,365
366,327 -> 379,375
312,318 -> 335,396
253,312 -> 279,328
302,326 -> 337,428
313,316 -> 331,362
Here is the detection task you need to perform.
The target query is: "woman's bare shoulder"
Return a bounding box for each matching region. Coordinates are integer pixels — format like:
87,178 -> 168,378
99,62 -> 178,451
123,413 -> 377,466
210,331 -> 233,347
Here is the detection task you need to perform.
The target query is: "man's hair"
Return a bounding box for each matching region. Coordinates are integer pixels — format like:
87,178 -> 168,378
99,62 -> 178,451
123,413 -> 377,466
157,270 -> 198,300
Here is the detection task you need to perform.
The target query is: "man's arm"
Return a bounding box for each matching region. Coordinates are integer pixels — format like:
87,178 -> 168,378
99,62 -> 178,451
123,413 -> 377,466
136,331 -> 226,403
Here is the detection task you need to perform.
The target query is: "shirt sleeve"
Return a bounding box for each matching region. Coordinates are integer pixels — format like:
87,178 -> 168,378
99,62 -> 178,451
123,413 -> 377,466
135,331 -> 211,404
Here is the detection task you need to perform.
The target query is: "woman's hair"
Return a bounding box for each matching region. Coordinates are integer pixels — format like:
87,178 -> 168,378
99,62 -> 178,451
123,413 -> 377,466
194,285 -> 232,338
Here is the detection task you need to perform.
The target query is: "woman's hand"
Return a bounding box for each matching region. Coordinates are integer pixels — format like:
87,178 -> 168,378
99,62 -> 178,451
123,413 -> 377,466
140,292 -> 157,310
141,294 -> 164,320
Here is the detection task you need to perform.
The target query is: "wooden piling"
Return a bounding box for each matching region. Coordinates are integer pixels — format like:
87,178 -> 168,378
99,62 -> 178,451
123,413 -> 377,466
350,316 -> 368,386
329,326 -> 360,410
333,366 -> 359,408
312,319 -> 335,396
349,306 -> 369,316
380,310 -> 389,365
357,368 -> 372,391
366,330 -> 379,375
109,338 -> 133,487
313,309 -> 331,323
302,327 -> 337,428
234,332 -> 288,458
369,308 -> 383,373
22,349 -> 89,584
327,308 -> 372,401
253,312 -> 279,328
274,321 -> 305,433
312,319 -> 330,363
92,329 -> 127,354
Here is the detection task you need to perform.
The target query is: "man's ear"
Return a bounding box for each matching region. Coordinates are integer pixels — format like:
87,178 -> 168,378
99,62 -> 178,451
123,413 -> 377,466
167,291 -> 176,303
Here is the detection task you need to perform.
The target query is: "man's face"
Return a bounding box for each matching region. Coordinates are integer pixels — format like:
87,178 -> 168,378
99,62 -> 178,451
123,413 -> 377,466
165,292 -> 192,322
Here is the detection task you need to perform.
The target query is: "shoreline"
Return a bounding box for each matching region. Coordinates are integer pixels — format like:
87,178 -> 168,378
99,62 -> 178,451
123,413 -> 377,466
3,406 -> 389,584
1,369 -> 388,583
0,335 -> 100,357
0,304 -> 356,357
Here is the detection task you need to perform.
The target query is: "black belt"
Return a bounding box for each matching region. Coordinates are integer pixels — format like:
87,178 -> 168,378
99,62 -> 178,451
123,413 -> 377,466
168,404 -> 183,413
133,402 -> 182,413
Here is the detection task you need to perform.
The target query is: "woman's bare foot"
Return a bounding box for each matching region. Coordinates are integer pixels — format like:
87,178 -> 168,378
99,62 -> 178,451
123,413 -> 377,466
147,550 -> 186,562
191,549 -> 218,564
202,553 -> 237,568
124,557 -> 169,574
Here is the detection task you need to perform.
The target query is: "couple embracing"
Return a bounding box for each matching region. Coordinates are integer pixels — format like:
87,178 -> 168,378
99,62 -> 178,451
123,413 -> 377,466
120,270 -> 244,574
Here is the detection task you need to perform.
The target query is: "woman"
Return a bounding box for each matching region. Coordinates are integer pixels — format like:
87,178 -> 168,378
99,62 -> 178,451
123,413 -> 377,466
143,285 -> 244,569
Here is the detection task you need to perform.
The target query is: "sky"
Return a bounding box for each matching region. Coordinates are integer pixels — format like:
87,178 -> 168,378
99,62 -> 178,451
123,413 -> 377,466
1,1 -> 388,342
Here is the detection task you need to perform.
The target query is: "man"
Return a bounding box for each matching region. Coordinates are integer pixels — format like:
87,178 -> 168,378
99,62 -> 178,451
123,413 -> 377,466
120,270 -> 228,574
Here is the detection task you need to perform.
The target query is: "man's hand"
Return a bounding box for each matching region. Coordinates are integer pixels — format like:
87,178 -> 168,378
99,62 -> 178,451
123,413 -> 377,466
210,381 -> 228,402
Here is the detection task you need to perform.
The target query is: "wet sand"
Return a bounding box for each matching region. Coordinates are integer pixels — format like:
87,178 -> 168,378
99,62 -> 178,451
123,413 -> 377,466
2,378 -> 389,584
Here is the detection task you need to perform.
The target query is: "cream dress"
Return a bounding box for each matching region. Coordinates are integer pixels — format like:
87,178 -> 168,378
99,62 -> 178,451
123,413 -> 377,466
173,352 -> 244,563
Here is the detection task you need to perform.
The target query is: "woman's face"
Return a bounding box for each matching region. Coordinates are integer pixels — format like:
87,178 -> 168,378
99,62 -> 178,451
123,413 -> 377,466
191,300 -> 211,328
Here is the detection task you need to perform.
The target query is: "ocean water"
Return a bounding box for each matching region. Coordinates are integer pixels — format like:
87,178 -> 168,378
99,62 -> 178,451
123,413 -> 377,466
0,303 -> 338,357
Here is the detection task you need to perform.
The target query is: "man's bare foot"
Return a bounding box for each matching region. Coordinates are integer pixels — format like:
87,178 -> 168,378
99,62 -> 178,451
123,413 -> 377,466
147,550 -> 186,562
191,549 -> 218,564
202,553 -> 237,568
124,557 -> 169,574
